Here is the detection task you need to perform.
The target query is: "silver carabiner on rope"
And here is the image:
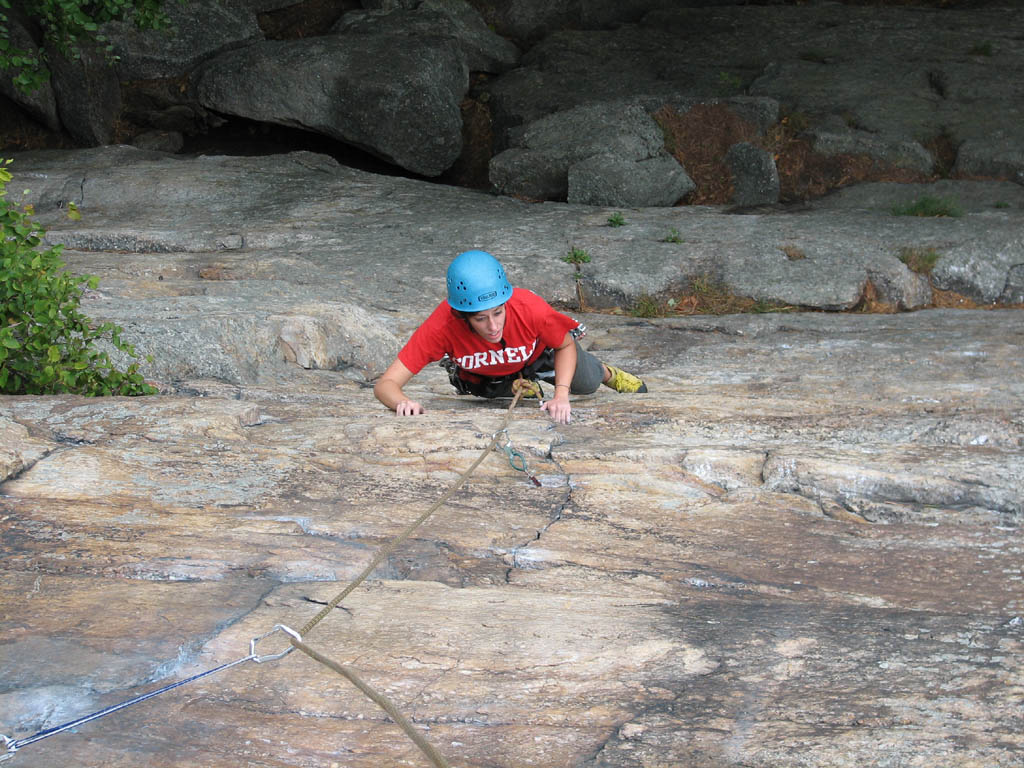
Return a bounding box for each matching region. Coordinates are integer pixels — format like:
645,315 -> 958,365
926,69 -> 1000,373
0,624 -> 303,762
250,624 -> 302,663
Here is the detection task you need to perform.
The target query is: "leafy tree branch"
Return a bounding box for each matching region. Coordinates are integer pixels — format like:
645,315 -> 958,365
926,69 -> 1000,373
0,0 -> 171,94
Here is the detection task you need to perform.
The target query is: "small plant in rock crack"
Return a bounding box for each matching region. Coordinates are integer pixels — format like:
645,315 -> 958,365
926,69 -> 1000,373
630,295 -> 661,318
891,195 -> 964,218
898,246 -> 941,275
562,246 -> 591,311
607,211 -> 626,227
968,41 -> 994,56
662,228 -> 683,243
562,246 -> 591,267
0,158 -> 156,395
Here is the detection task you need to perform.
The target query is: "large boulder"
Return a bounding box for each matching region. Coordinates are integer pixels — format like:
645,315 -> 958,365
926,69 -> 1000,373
745,5 -> 1024,180
476,0 -> 678,46
482,8 -> 796,148
932,231 -> 1024,305
484,5 -> 1024,188
100,0 -> 264,81
489,101 -> 678,202
954,133 -> 1024,181
805,118 -> 937,176
334,0 -> 521,73
485,26 -> 702,147
45,43 -> 122,146
567,152 -> 694,207
0,8 -> 60,132
472,0 -> 582,46
192,34 -> 469,177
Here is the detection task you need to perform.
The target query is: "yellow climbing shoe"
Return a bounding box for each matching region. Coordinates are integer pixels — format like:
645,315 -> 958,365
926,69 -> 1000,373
604,364 -> 647,393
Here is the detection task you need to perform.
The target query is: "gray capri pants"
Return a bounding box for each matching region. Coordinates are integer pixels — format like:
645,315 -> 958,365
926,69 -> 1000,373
534,339 -> 604,394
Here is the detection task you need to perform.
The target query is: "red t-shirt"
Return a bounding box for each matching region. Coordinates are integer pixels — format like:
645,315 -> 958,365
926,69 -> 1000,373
398,288 -> 578,377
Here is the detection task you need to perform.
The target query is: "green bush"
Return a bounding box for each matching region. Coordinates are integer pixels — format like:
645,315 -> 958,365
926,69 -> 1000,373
0,159 -> 155,396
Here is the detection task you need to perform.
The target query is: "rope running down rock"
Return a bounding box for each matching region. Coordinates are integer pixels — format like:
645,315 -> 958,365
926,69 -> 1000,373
1,381 -> 543,768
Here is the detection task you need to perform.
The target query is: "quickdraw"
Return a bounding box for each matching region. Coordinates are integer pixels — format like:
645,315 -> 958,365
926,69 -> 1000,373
3,380 -> 546,766
493,427 -> 542,487
0,625 -> 301,762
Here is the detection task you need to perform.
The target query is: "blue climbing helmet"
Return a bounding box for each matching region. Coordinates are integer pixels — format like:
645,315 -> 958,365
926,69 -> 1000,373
446,250 -> 513,311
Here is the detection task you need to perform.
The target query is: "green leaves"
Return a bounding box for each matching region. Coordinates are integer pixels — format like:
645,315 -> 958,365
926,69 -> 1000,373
0,159 -> 156,397
0,0 -> 173,95
891,195 -> 964,218
562,246 -> 591,266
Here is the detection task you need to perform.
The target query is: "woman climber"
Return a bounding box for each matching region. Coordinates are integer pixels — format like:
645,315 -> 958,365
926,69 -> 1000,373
373,250 -> 647,425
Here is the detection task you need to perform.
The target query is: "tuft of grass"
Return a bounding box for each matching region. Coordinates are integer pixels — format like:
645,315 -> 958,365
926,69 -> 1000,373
780,244 -> 806,261
891,195 -> 964,218
898,246 -> 941,275
968,41 -> 994,56
750,299 -> 784,313
662,228 -> 683,243
630,295 -> 661,318
667,275 -> 792,316
995,201 -> 1010,209
607,211 -> 626,227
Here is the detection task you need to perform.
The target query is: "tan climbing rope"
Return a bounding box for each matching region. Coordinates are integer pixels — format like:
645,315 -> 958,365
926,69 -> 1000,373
299,381 -> 537,637
290,638 -> 452,768
284,381 -> 542,766
2,381 -> 544,768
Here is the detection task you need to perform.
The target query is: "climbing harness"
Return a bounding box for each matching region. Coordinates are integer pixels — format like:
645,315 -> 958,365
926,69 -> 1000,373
439,353 -> 549,400
2,384 -> 542,767
0,625 -> 300,763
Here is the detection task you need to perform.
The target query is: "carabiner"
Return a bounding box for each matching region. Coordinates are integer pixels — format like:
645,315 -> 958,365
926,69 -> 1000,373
250,624 -> 302,663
